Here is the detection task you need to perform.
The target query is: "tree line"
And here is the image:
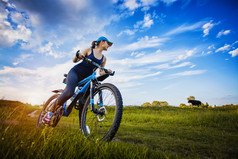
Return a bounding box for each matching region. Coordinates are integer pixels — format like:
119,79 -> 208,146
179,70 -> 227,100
141,96 -> 237,108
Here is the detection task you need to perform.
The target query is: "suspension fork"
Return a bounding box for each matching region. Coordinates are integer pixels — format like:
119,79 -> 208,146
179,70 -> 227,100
90,80 -> 103,115
90,80 -> 95,112
98,90 -> 103,107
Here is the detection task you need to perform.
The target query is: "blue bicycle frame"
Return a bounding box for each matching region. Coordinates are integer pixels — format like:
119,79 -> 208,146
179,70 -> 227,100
62,72 -> 103,116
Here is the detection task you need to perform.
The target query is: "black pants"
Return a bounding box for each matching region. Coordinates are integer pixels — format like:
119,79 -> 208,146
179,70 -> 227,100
54,68 -> 82,107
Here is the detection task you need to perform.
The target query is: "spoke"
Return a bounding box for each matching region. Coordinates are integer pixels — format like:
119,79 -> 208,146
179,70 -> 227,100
102,90 -> 109,105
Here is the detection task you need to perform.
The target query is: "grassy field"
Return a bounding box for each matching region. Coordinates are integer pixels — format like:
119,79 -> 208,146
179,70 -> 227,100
0,100 -> 238,158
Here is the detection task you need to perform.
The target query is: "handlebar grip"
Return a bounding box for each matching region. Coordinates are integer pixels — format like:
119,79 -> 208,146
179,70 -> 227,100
104,68 -> 109,74
110,71 -> 115,76
76,50 -> 80,58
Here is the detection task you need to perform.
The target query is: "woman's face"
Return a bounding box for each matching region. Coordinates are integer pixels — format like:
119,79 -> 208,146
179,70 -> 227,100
101,41 -> 110,51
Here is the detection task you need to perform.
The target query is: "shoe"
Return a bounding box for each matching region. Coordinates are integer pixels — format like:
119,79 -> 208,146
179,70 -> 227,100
42,112 -> 53,124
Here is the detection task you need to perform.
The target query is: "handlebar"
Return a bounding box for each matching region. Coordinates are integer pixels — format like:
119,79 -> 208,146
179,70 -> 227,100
79,52 -> 115,76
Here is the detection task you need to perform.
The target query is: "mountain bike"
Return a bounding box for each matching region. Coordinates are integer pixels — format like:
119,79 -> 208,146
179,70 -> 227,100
36,56 -> 123,141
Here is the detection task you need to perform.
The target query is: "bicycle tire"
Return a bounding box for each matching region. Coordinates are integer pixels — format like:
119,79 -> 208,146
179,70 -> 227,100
80,83 -> 123,141
36,94 -> 60,128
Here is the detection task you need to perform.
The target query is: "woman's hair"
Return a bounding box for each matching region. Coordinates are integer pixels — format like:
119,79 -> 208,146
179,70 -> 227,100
91,41 -> 97,49
91,40 -> 103,49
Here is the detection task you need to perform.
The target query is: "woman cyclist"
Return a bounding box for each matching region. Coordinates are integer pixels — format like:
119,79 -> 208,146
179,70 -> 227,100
42,36 -> 113,124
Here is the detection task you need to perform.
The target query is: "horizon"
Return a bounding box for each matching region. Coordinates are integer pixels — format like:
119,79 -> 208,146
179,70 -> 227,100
0,0 -> 238,106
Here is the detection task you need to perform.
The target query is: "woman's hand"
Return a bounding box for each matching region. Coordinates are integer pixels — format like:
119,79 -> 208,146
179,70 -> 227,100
99,68 -> 112,75
73,50 -> 85,63
76,50 -> 85,59
107,69 -> 112,74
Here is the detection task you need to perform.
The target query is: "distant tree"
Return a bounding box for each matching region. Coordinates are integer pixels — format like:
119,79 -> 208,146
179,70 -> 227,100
159,101 -> 168,106
187,96 -> 195,100
152,101 -> 160,106
142,101 -> 169,107
179,103 -> 187,108
141,102 -> 151,107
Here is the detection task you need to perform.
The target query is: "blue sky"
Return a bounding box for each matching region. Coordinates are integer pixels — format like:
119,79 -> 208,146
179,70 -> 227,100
0,0 -> 238,106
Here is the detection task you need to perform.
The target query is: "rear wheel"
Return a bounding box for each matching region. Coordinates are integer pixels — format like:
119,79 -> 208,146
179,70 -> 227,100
36,94 -> 63,128
80,83 -> 123,141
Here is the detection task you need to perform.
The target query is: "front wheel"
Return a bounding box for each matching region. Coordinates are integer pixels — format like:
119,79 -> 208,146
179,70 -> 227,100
80,83 -> 123,141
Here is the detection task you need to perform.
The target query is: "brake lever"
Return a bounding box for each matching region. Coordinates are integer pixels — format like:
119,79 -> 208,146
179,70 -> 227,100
110,71 -> 115,76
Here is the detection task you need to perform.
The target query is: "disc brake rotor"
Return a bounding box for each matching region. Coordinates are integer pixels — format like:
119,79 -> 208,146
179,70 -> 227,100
97,107 -> 107,121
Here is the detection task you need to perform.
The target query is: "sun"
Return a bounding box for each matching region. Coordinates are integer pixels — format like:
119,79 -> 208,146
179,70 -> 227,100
27,96 -> 42,105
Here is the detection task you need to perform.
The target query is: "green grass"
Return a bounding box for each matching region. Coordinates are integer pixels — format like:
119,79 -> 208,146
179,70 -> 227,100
0,100 -> 238,158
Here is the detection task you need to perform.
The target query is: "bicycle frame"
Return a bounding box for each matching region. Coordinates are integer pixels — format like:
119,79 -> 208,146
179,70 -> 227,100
62,71 -> 102,116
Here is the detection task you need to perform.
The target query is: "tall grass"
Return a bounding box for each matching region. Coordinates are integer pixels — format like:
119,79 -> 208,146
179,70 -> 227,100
0,100 -> 238,158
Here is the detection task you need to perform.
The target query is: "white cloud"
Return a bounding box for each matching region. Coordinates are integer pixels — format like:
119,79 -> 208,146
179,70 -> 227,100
207,51 -> 212,54
0,66 -> 36,76
232,41 -> 238,46
208,44 -> 215,50
37,41 -> 66,58
134,13 -> 154,28
112,47 -> 197,69
160,0 -> 177,5
173,48 -> 197,63
13,54 -> 33,66
151,62 -> 192,70
141,0 -> 158,6
0,2 -> 32,48
130,51 -> 145,58
122,0 -> 159,11
142,13 -> 154,28
38,42 -> 53,54
215,44 -> 230,52
117,29 -> 136,37
106,48 -> 198,90
0,21 -> 32,47
135,53 -> 145,58
120,36 -> 168,51
202,20 -> 218,37
170,62 -> 192,69
10,11 -> 24,24
169,70 -> 206,78
217,30 -> 231,38
113,71 -> 162,84
228,48 -> 238,57
124,0 -> 141,10
165,21 -> 205,36
118,12 -> 155,36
